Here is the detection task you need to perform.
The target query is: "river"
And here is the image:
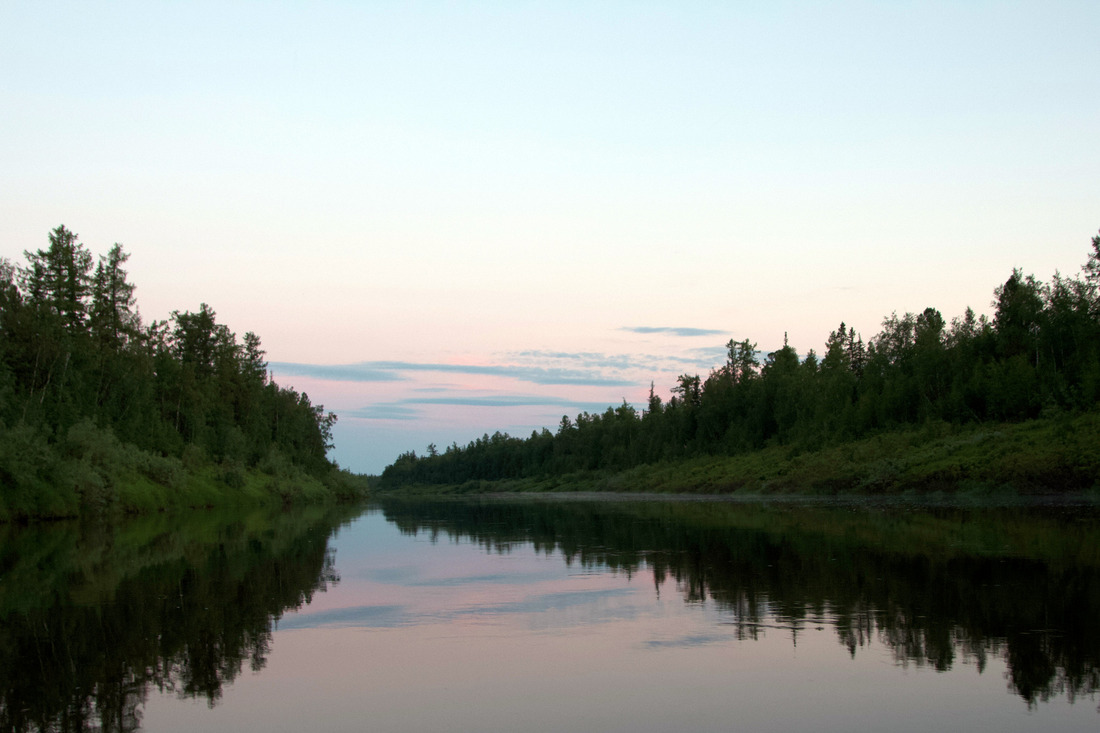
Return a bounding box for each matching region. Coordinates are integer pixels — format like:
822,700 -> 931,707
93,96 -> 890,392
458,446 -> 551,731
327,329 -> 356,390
2,496 -> 1098,731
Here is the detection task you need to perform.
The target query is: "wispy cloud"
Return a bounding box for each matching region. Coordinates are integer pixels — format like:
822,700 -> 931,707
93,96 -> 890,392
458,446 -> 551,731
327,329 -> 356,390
511,350 -> 657,372
346,394 -> 623,421
685,345 -> 731,368
272,345 -> 738,397
348,404 -> 421,421
622,326 -> 728,337
270,360 -> 637,387
401,395 -> 616,410
268,363 -> 407,383
507,348 -> 726,376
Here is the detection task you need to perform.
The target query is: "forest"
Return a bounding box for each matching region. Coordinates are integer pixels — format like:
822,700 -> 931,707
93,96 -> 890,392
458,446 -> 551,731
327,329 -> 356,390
381,231 -> 1100,491
0,225 -> 361,520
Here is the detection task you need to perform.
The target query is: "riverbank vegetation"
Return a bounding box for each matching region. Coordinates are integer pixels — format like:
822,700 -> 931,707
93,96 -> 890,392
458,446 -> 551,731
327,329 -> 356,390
0,226 -> 367,521
380,230 -> 1100,495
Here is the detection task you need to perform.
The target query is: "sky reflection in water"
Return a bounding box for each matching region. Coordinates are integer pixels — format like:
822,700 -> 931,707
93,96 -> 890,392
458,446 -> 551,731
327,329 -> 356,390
136,500 -> 1100,733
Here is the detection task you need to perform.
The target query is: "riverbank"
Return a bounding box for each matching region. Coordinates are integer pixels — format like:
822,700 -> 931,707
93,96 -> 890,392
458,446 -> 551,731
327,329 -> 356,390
0,420 -> 370,522
374,412 -> 1100,497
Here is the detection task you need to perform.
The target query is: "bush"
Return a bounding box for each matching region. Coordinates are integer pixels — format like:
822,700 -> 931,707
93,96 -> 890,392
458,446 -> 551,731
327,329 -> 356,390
64,419 -> 125,469
0,422 -> 68,518
61,457 -> 115,511
129,446 -> 184,489
258,447 -> 294,477
220,460 -> 247,489
182,444 -> 207,471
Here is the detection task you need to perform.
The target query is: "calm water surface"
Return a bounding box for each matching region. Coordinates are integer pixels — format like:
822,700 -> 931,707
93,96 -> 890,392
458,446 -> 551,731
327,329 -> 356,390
2,497 -> 1099,731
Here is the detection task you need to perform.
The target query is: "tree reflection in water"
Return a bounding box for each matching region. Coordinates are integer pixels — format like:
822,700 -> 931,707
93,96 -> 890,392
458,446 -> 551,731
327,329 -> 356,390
378,497 -> 1100,707
0,505 -> 358,733
2,497 -> 1097,731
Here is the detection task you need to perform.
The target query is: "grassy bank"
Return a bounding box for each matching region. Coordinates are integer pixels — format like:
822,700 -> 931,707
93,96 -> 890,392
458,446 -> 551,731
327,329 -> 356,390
0,419 -> 370,522
375,412 -> 1100,497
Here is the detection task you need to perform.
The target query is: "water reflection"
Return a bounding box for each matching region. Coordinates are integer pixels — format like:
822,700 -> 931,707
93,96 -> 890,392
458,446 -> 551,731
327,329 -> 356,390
375,497 -> 1100,707
0,504 -> 360,732
3,497 -> 1098,732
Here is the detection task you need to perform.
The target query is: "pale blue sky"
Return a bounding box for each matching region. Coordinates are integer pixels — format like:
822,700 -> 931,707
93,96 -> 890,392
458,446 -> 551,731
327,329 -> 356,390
3,1 -> 1098,473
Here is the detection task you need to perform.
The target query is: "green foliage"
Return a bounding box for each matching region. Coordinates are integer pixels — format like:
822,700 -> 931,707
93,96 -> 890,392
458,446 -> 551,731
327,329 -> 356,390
0,422 -> 70,519
0,226 -> 363,520
382,230 -> 1100,493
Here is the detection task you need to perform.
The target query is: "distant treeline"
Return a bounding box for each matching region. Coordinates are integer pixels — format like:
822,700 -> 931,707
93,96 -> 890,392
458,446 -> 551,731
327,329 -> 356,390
382,231 -> 1100,488
0,225 -> 346,518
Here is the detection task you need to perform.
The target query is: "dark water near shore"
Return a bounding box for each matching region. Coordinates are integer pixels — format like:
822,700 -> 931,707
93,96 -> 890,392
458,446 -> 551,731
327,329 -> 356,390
2,496 -> 1099,731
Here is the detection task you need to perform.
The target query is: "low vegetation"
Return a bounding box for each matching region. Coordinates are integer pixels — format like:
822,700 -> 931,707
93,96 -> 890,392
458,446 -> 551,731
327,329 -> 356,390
377,413 -> 1100,496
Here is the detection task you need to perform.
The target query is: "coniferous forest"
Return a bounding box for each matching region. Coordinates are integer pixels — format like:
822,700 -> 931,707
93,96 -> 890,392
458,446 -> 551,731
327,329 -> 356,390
381,231 -> 1100,492
0,226 -> 363,520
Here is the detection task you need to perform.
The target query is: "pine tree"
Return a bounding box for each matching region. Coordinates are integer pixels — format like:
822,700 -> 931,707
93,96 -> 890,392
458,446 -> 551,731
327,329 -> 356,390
21,225 -> 94,331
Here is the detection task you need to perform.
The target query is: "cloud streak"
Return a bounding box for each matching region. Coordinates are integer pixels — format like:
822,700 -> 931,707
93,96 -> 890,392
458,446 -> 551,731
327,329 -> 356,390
622,326 -> 729,338
270,344 -> 739,419
269,363 -> 408,383
270,360 -> 638,387
346,394 -> 624,421
350,404 -> 421,421
505,348 -> 729,375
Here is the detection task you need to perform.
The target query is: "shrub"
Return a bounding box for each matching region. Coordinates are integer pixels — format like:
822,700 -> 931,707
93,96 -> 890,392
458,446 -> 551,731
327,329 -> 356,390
64,419 -> 125,469
129,445 -> 184,489
181,444 -> 207,471
258,447 -> 294,477
220,460 -> 247,489
0,422 -> 87,518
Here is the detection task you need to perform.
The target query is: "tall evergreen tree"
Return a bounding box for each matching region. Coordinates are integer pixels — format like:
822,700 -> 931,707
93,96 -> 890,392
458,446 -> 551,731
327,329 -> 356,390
90,243 -> 138,349
21,225 -> 94,331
